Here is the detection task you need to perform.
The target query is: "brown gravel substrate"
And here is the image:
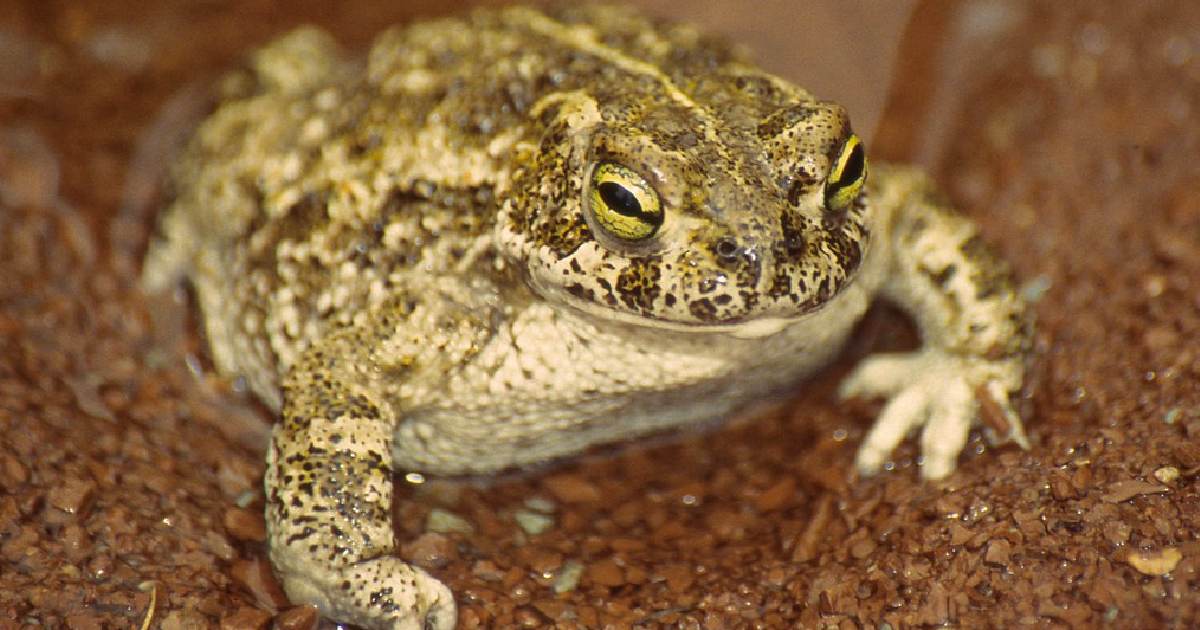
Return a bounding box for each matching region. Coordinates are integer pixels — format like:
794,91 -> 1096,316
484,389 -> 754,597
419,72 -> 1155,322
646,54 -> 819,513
2,1 -> 1198,628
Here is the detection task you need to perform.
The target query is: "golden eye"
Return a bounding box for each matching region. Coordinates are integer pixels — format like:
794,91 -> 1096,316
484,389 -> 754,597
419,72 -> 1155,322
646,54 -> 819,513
589,162 -> 663,241
824,133 -> 867,213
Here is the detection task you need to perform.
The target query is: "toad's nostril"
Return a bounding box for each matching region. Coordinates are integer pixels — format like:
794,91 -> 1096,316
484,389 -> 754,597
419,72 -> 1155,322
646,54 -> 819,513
714,237 -> 741,261
783,233 -> 805,256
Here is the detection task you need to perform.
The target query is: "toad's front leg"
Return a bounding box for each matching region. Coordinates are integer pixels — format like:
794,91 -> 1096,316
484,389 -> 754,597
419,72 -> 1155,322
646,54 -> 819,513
265,350 -> 455,630
841,166 -> 1033,479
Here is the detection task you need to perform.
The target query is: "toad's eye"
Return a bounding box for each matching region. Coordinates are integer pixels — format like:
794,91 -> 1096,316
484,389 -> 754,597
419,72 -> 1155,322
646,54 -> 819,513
588,162 -> 663,241
824,133 -> 867,213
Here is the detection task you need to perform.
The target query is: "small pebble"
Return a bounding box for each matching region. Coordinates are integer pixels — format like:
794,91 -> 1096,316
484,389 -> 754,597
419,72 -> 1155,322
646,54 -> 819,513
552,560 -> 584,594
542,474 -> 601,504
1153,466 -> 1180,484
219,606 -> 271,630
273,605 -> 320,630
1126,548 -> 1182,576
586,558 -> 624,587
513,509 -> 555,536
228,558 -> 289,610
472,559 -> 505,582
523,496 -> 556,513
425,508 -> 474,535
223,507 -> 267,542
401,532 -> 457,569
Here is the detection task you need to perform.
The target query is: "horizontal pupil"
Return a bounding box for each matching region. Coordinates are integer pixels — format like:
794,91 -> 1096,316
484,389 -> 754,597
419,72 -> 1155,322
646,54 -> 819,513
833,143 -> 865,189
598,181 -> 642,217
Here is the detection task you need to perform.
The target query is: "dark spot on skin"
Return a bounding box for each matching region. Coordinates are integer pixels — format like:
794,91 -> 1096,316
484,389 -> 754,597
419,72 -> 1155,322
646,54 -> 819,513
348,132 -> 382,158
732,74 -> 781,101
565,283 -> 592,301
777,209 -> 807,260
285,526 -> 316,545
929,264 -> 957,288
960,234 -> 1012,300
736,243 -> 762,284
768,270 -> 791,299
369,587 -> 395,607
786,178 -> 806,207
688,298 -> 717,321
615,258 -> 661,313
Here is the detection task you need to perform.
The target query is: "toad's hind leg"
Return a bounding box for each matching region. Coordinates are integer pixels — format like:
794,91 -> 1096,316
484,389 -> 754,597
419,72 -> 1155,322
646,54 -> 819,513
265,346 -> 455,630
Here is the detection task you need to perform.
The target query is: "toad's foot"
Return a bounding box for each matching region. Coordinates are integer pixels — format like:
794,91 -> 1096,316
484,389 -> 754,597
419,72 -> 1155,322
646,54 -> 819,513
857,167 -> 1034,479
276,554 -> 454,630
840,349 -> 1028,479
266,408 -> 459,630
266,323 -> 462,630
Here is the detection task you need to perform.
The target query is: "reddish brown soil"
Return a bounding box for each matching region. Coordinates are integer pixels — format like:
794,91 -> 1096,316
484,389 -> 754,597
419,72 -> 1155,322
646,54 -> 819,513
1,1 -> 1197,628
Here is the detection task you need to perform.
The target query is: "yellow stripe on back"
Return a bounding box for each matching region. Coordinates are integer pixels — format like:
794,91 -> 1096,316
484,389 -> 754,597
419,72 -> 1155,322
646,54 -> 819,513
514,7 -> 731,163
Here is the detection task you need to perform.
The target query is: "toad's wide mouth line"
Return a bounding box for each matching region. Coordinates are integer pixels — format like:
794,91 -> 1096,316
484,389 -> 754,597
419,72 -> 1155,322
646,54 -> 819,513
559,286 -> 846,339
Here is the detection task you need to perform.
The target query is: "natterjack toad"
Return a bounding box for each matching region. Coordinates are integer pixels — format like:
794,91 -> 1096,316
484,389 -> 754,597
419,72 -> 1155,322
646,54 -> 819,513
143,5 -> 1031,629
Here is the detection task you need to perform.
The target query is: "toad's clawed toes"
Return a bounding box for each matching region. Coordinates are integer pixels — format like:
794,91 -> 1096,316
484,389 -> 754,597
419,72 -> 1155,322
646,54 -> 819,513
843,350 -> 1027,479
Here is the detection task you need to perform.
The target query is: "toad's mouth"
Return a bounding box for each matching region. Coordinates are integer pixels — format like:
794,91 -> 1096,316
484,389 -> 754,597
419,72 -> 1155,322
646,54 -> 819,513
547,266 -> 858,340
564,297 -> 818,339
